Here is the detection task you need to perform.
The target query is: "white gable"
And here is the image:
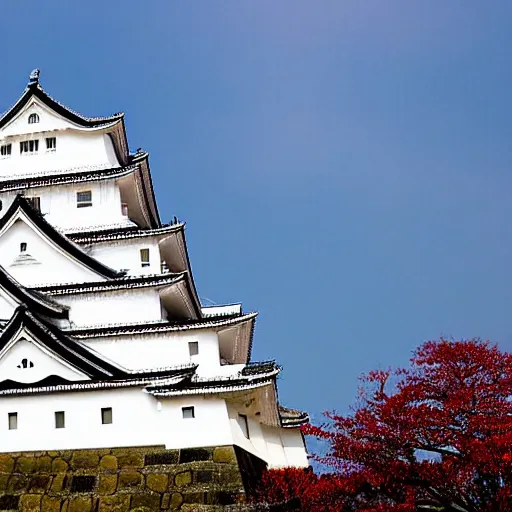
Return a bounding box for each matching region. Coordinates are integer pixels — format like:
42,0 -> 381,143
0,215 -> 107,286
1,98 -> 84,136
0,99 -> 120,179
0,334 -> 88,384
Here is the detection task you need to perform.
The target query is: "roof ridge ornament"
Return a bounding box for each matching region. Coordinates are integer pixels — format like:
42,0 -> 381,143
28,69 -> 40,86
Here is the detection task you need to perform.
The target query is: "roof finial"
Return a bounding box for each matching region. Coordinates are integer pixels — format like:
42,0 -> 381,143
28,69 -> 40,85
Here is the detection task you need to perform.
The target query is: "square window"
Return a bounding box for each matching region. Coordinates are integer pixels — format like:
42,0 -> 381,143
8,412 -> 17,430
77,191 -> 92,208
238,414 -> 250,439
182,406 -> 195,419
101,407 -> 113,425
0,144 -> 11,157
55,411 -> 65,429
140,248 -> 150,268
188,341 -> 199,356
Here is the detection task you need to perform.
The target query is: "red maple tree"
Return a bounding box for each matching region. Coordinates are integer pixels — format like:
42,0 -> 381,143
256,339 -> 512,511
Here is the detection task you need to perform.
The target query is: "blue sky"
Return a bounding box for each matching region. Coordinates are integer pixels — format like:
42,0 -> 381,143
1,1 -> 512,426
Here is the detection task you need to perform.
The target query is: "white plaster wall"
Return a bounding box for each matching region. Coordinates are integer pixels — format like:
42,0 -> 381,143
0,100 -> 119,177
280,429 -> 309,468
227,404 -> 308,469
0,389 -> 234,453
81,330 -> 245,377
159,396 -> 233,449
87,238 -> 162,276
0,181 -> 131,232
57,290 -> 163,327
0,219 -> 103,286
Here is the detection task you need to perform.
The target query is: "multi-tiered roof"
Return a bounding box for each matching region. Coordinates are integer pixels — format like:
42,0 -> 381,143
0,70 -> 307,466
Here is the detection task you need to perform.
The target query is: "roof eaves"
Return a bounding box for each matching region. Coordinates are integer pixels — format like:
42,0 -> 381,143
0,79 -> 124,130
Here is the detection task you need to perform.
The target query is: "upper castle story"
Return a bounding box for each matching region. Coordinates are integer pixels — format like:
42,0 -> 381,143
0,70 -> 160,232
0,69 -> 124,177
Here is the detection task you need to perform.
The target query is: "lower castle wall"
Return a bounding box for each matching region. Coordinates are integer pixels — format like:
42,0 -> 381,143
0,444 -> 265,511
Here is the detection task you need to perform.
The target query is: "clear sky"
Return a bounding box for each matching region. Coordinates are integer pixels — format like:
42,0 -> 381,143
1,1 -> 512,426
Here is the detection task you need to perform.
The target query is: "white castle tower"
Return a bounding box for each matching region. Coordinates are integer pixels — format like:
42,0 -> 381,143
0,70 -> 308,469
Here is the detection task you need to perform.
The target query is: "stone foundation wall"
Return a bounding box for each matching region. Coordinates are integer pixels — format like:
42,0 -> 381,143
0,445 -> 260,511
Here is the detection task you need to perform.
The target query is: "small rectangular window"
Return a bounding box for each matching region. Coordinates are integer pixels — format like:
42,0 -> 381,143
140,248 -> 150,268
0,144 -> 11,157
182,406 -> 195,419
20,140 -> 39,154
101,407 -> 113,425
8,412 -> 17,430
238,414 -> 250,439
188,341 -> 199,356
55,411 -> 65,429
77,191 -> 92,208
46,137 -> 56,151
26,197 -> 40,212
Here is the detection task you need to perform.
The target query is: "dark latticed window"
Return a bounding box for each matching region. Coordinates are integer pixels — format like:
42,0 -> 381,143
182,406 -> 195,419
55,411 -> 65,429
77,191 -> 92,208
46,137 -> 56,151
101,407 -> 113,425
8,413 -> 17,430
0,144 -> 11,157
140,248 -> 150,267
20,140 -> 39,154
28,113 -> 39,124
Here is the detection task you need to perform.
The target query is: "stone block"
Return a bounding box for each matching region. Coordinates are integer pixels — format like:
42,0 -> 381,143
98,495 -> 130,512
16,456 -> 37,474
117,452 -> 144,469
19,494 -> 42,512
68,497 -> 92,512
174,471 -> 192,487
118,471 -> 142,489
182,491 -> 205,504
8,474 -> 29,492
70,475 -> 96,493
144,451 -> 178,466
161,493 -> 171,509
179,448 -> 210,464
130,493 -> 161,510
0,454 -> 15,473
218,468 -> 243,487
99,474 -> 118,495
41,496 -> 61,512
196,470 -> 213,483
37,456 -> 53,472
146,472 -> 168,493
213,446 -> 236,464
52,458 -> 68,473
50,473 -> 66,492
0,473 -> 10,491
0,495 -> 19,510
169,492 -> 183,510
100,454 -> 118,471
29,474 -> 51,493
70,452 -> 99,470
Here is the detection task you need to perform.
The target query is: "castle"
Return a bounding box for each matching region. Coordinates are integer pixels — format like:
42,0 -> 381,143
0,70 -> 308,472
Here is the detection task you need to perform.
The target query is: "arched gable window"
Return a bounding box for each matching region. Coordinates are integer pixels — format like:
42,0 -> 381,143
28,113 -> 39,124
17,358 -> 34,369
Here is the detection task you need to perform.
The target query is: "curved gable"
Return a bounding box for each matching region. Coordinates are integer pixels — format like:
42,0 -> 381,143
0,196 -> 122,286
